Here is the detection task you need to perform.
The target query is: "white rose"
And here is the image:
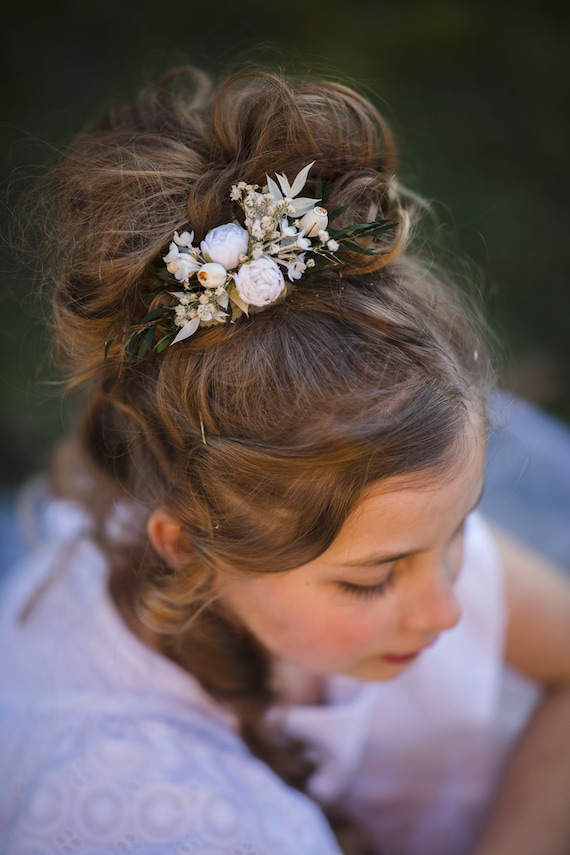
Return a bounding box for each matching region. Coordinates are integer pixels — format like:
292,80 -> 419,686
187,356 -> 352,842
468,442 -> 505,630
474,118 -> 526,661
233,256 -> 285,307
298,206 -> 328,238
201,223 -> 249,270
197,262 -> 228,289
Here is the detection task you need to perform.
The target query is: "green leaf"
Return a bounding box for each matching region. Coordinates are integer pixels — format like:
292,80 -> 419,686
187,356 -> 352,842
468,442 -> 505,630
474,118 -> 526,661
126,331 -> 139,362
315,177 -> 323,201
139,306 -> 171,324
326,204 -> 349,222
138,326 -> 155,359
340,239 -> 382,256
155,334 -> 175,352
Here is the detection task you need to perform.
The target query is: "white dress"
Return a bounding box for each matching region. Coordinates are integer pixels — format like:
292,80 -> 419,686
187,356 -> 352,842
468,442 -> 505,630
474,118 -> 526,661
0,501 -> 539,855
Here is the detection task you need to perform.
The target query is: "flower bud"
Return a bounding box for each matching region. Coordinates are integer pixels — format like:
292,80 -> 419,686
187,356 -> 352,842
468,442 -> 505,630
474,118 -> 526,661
197,262 -> 228,289
299,206 -> 328,238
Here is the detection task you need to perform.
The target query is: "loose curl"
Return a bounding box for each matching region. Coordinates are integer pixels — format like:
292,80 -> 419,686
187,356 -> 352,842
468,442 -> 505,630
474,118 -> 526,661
39,67 -> 490,841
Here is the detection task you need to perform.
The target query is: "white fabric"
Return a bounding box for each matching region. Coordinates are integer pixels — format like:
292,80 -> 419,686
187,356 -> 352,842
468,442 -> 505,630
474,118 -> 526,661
0,504 -> 539,855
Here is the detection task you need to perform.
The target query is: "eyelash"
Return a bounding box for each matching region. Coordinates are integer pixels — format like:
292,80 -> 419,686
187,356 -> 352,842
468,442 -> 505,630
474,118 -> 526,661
339,575 -> 395,600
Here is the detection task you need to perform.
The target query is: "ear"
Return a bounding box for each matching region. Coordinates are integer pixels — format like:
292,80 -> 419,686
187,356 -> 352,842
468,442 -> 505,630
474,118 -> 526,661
147,509 -> 194,570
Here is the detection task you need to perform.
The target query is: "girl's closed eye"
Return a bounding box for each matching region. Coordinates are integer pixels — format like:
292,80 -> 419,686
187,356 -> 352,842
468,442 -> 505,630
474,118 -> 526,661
338,574 -> 396,599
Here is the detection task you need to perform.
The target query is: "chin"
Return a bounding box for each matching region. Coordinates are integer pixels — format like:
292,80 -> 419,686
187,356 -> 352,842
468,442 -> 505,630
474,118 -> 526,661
346,657 -> 417,682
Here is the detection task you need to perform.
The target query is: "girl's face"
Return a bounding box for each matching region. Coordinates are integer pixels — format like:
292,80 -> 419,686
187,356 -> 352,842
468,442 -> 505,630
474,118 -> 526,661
218,431 -> 486,683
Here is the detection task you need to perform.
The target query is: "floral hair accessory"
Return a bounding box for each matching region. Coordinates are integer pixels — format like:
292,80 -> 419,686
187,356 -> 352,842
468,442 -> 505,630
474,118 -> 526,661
120,163 -> 397,358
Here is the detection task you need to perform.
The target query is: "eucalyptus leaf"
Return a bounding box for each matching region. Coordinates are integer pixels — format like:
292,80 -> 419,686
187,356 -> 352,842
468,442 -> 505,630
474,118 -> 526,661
326,204 -> 349,222
340,239 -> 383,256
138,326 -> 155,359
126,332 -> 139,362
140,306 -> 171,325
155,334 -> 175,353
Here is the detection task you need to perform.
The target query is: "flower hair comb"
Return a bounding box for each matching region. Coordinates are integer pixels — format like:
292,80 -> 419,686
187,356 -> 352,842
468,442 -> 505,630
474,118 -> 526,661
120,163 -> 397,359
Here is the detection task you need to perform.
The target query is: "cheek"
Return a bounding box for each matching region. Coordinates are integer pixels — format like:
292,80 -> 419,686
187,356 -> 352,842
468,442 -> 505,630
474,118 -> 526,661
295,594 -> 397,657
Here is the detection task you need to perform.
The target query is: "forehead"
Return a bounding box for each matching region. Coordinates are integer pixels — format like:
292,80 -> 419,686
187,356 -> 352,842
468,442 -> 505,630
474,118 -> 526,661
319,428 -> 487,565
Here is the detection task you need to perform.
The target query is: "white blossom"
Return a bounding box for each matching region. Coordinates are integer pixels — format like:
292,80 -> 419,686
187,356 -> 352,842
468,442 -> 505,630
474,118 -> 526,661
201,223 -> 249,270
318,229 -> 330,243
265,162 -> 321,217
286,258 -> 307,281
233,256 -> 285,308
173,230 -> 194,248
164,246 -> 201,282
295,235 -> 312,251
327,239 -> 340,252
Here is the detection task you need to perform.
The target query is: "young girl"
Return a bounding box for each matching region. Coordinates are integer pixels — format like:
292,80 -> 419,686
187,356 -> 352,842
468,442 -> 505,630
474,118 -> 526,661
1,67 -> 570,855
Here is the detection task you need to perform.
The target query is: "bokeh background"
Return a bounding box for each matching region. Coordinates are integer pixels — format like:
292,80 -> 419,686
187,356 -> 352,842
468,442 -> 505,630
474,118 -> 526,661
1,0 -> 569,487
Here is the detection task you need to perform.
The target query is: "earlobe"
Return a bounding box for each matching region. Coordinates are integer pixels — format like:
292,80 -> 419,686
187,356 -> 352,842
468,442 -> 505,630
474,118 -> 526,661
147,509 -> 193,569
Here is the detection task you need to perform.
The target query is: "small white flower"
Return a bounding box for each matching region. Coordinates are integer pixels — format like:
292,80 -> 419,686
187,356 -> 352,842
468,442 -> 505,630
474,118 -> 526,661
327,239 -> 340,252
230,186 -> 241,201
318,229 -> 330,243
197,262 -> 228,289
295,235 -> 312,251
299,206 -> 328,238
281,218 -> 297,238
201,223 -> 249,270
286,259 -> 307,281
197,304 -> 214,321
252,244 -> 264,260
173,230 -> 195,248
233,256 -> 286,308
306,258 -> 316,268
165,252 -> 201,282
265,162 -> 321,216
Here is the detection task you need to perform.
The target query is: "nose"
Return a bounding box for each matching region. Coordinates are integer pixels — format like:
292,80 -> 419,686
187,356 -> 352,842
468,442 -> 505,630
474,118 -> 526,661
401,563 -> 461,634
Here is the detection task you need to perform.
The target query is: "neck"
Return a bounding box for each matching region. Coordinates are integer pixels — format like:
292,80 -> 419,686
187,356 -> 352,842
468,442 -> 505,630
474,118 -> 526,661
272,658 -> 325,706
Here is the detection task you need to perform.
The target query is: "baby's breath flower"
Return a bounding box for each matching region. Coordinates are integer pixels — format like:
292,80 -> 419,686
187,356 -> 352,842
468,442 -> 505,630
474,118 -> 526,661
327,239 -> 340,252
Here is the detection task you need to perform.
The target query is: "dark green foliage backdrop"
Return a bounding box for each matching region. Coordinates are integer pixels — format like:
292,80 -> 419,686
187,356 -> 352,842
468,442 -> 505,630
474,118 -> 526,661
1,0 -> 569,485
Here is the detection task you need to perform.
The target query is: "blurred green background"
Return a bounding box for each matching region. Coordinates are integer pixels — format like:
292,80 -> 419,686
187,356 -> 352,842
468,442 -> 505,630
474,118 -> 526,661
1,0 -> 569,486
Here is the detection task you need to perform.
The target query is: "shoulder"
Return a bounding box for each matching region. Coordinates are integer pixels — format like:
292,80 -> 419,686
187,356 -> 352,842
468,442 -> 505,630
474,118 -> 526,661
492,526 -> 570,686
3,711 -> 341,854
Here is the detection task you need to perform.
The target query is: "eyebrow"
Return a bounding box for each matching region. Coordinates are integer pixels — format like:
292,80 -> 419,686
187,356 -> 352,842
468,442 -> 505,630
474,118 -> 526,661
336,479 -> 486,569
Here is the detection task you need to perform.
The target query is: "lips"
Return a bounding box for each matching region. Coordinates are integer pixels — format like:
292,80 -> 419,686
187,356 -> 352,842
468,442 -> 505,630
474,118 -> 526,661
380,650 -> 422,664
380,637 -> 438,665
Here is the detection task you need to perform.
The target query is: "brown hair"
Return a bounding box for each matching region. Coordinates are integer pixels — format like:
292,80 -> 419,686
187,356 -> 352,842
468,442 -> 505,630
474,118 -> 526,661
40,67 -> 489,827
